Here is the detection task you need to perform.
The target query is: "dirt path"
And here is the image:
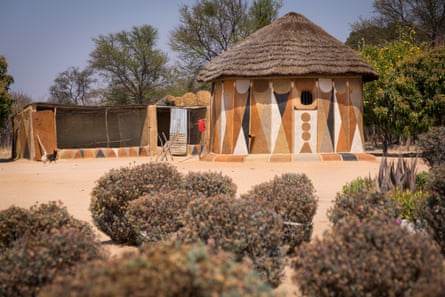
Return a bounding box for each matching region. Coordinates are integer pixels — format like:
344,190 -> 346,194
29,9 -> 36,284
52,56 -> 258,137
0,156 -> 381,296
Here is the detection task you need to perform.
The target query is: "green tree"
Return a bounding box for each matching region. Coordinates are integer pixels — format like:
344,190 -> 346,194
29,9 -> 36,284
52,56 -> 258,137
248,0 -> 283,31
49,66 -> 96,105
399,47 -> 445,126
90,25 -> 168,105
346,0 -> 445,49
0,55 -> 14,129
169,0 -> 282,90
361,29 -> 427,154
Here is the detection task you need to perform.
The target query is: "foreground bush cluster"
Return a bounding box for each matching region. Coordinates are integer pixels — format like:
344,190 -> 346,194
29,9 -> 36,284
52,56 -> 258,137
89,162 -> 318,287
0,202 -> 104,296
292,147 -> 445,296
3,137 -> 445,296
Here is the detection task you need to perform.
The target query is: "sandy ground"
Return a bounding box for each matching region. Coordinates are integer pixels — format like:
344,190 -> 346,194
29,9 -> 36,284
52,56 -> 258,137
0,155 -> 382,296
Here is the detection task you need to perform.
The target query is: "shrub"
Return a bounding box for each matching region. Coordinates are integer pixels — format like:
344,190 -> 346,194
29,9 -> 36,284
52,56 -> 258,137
415,171 -> 429,191
0,203 -> 104,297
40,242 -> 275,297
0,201 -> 94,250
418,126 -> 445,168
390,189 -> 426,222
0,206 -> 31,250
293,216 -> 444,297
328,190 -> 401,226
126,190 -> 199,245
340,176 -> 375,194
241,173 -> 317,254
410,274 -> 445,297
415,166 -> 445,254
183,171 -> 237,198
179,195 -> 285,287
90,162 -> 183,244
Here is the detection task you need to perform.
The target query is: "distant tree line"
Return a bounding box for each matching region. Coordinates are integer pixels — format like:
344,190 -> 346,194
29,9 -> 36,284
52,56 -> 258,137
1,0 -> 444,154
48,0 -> 283,106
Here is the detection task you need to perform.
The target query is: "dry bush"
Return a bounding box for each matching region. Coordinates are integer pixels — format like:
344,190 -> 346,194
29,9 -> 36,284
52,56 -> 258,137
241,173 -> 318,254
293,216 -> 444,297
179,195 -> 286,287
183,171 -> 237,198
40,242 -> 275,297
0,202 -> 104,296
90,162 -> 183,244
126,189 -> 199,245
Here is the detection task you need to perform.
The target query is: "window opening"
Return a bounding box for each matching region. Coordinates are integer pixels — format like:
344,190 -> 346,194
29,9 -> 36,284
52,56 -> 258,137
301,91 -> 313,105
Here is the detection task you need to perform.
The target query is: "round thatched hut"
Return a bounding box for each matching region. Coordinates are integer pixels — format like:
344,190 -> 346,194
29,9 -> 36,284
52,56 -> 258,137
197,12 -> 378,161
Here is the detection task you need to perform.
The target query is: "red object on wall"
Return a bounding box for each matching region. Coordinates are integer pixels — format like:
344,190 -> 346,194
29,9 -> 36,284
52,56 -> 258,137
198,119 -> 206,132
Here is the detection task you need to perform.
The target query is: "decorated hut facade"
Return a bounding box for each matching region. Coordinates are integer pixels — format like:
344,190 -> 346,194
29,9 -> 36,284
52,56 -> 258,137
197,12 -> 378,160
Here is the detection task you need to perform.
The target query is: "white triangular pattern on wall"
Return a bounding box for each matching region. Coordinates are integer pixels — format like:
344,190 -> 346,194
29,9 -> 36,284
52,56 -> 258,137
350,124 -> 363,152
233,129 -> 248,155
333,90 -> 341,151
350,78 -> 363,152
260,90 -> 272,152
219,91 -> 227,153
270,92 -> 281,153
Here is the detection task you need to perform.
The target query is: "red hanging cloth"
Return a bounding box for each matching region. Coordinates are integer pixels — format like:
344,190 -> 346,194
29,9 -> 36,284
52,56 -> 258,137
198,119 -> 206,132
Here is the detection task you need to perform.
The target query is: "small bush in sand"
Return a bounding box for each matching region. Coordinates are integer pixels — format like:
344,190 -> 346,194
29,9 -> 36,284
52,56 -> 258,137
0,202 -> 104,297
40,242 -> 275,297
90,162 -> 183,245
179,195 -> 285,288
293,215 -> 444,297
183,171 -> 237,198
328,190 -> 401,226
241,173 -> 318,254
126,189 -> 199,245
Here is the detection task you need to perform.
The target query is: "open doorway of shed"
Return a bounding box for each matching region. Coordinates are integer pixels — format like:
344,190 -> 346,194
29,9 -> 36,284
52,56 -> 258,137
156,106 -> 208,155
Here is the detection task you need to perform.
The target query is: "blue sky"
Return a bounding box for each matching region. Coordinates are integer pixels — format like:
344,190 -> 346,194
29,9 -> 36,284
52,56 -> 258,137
0,0 -> 376,101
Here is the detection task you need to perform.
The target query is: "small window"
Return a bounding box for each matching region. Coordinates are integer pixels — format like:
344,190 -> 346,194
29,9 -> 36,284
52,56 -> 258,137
301,91 -> 313,105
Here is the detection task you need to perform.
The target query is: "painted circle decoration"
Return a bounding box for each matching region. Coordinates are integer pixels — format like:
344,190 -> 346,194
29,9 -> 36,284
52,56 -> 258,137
235,80 -> 250,94
302,132 -> 311,141
302,122 -> 311,131
301,112 -> 311,122
318,78 -> 332,93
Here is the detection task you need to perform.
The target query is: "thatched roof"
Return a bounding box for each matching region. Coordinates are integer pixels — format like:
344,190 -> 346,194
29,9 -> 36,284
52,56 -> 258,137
197,12 -> 378,82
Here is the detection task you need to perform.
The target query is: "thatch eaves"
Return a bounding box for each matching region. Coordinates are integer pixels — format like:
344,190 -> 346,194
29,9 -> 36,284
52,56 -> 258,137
196,12 -> 378,82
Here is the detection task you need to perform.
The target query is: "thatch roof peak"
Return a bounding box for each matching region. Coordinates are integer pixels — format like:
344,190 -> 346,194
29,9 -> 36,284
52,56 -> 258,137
197,12 -> 378,82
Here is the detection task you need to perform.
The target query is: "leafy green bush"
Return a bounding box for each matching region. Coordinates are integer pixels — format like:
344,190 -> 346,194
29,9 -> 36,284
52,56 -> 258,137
40,242 -> 275,297
418,126 -> 445,168
328,190 -> 401,226
390,189 -> 425,222
90,162 -> 183,244
179,195 -> 285,287
241,173 -> 317,254
0,202 -> 104,297
126,190 -> 199,245
415,171 -> 429,191
340,176 -> 375,194
415,166 -> 445,254
183,171 -> 237,198
293,216 -> 444,297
